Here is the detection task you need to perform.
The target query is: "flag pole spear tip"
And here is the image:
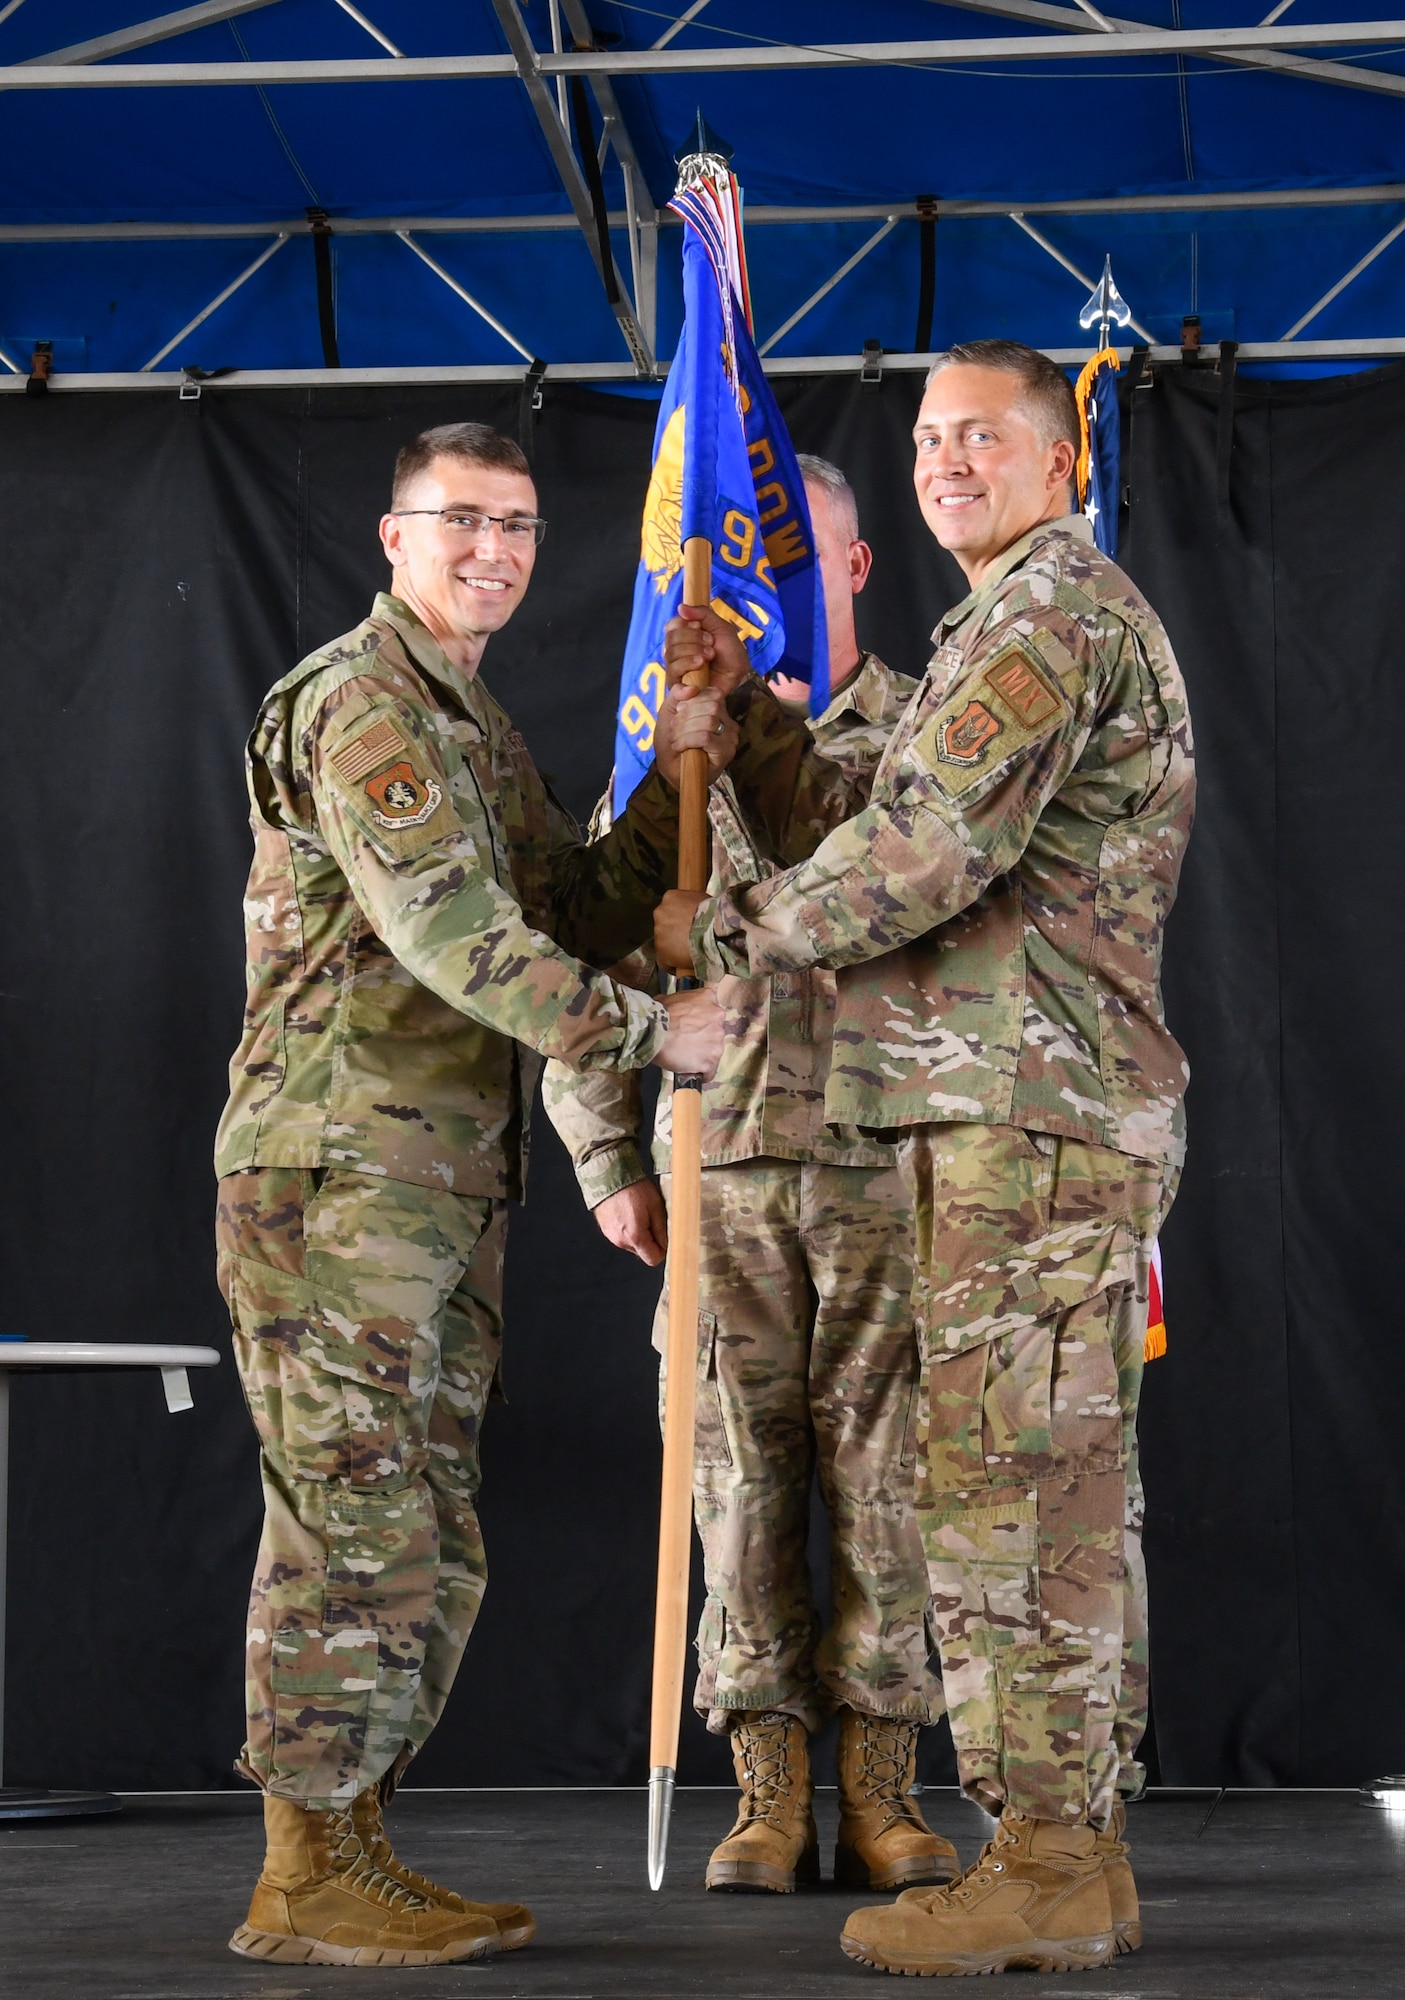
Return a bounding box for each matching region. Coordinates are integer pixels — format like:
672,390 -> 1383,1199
647,1764 -> 676,1891
1079,255 -> 1132,346
675,108 -> 733,168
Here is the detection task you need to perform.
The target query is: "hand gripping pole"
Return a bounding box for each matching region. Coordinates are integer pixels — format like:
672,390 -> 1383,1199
647,534 -> 712,1890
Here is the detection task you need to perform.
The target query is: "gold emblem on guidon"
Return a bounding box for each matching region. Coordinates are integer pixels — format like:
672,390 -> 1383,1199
640,404 -> 686,594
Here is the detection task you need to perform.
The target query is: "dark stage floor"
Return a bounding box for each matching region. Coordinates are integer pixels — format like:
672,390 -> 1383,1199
2,1786 -> 1400,1998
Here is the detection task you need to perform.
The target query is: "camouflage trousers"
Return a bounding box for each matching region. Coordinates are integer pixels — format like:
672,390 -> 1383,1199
657,1158 -> 943,1737
899,1124 -> 1172,1832
216,1167 -> 505,1808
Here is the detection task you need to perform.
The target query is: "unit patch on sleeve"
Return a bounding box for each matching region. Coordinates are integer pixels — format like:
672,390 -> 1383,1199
981,646 -> 1065,728
363,761 -> 444,830
936,698 -> 1003,768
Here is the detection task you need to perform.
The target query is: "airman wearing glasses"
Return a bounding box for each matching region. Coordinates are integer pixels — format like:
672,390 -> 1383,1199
214,421 -> 732,1969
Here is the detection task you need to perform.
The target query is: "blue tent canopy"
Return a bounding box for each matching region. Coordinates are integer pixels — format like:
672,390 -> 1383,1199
2,0 -> 1405,381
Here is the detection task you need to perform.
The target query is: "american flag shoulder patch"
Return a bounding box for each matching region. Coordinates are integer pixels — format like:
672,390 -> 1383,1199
330,715 -> 407,784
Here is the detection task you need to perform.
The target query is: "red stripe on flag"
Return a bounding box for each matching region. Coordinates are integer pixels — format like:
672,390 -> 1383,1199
1145,1239 -> 1166,1361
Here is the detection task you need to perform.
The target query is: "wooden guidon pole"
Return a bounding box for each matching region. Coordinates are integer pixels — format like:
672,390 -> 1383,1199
647,535 -> 713,1891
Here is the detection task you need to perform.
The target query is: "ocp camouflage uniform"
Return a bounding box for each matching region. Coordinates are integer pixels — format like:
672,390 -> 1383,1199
689,518 -> 1194,1828
544,655 -> 944,1735
215,590 -> 682,1808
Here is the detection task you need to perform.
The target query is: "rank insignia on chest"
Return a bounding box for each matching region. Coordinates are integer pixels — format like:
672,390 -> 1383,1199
936,698 -> 1002,767
364,760 -> 443,829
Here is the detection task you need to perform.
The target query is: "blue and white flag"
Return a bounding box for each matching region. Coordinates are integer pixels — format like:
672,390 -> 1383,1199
1075,347 -> 1121,559
612,153 -> 827,813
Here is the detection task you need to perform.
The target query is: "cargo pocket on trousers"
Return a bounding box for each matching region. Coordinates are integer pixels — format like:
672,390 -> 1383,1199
695,1594 -> 725,1670
982,1319 -> 1056,1484
694,1312 -> 732,1469
995,1659 -> 1095,1825
923,1343 -> 989,1492
269,1624 -> 376,1797
924,1494 -> 1040,1653
1049,1286 -> 1125,1477
228,1252 -> 351,1484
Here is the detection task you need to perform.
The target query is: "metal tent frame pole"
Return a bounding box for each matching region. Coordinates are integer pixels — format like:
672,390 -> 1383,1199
6,338 -> 1405,395
1281,216 -> 1405,339
925,0 -> 1405,99
10,20 -> 1405,90
3,184 -> 1405,243
139,232 -> 289,371
21,0 -> 1405,101
489,0 -> 654,375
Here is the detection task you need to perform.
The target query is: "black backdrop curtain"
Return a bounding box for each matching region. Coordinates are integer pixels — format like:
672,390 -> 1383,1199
0,364 -> 1401,1792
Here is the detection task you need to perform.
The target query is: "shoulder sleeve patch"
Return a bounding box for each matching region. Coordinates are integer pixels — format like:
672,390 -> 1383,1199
980,644 -> 1066,728
319,705 -> 456,860
914,637 -> 1076,799
363,761 -> 444,831
935,699 -> 1004,769
330,714 -> 407,783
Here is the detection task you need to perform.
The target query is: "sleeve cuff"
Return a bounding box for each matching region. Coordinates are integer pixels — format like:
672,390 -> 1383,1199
626,761 -> 682,825
690,893 -> 748,982
578,1142 -> 651,1209
625,988 -> 673,1067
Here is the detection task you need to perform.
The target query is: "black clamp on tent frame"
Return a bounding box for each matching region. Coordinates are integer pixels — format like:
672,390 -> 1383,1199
1180,314 -> 1203,369
26,340 -> 51,397
861,339 -> 884,387
914,194 -> 939,354
519,358 -> 548,459
307,208 -> 341,369
179,364 -> 237,402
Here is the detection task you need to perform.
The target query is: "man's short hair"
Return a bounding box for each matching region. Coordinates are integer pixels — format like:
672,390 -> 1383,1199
925,339 -> 1079,454
392,422 -> 532,508
797,452 -> 860,541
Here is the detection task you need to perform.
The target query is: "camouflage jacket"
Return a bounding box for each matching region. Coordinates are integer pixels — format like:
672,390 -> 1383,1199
542,655 -> 919,1205
691,517 -> 1196,1165
214,592 -> 679,1202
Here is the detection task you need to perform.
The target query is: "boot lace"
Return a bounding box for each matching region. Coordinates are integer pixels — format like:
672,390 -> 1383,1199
856,1718 -> 928,1834
356,1787 -> 450,1902
904,1809 -> 1027,1912
735,1718 -> 800,1830
325,1802 -> 432,1912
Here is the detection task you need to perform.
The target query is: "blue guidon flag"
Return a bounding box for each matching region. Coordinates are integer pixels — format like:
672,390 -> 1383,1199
612,133 -> 828,813
1074,346 -> 1121,559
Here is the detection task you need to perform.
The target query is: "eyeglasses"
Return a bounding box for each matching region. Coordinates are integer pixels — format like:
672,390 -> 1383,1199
393,509 -> 548,546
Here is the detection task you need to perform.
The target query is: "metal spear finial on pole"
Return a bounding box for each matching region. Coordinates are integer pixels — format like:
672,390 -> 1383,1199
1079,253 -> 1132,351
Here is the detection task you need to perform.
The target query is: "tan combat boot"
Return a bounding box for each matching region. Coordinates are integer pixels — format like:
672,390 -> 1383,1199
705,1714 -> 820,1893
834,1711 -> 960,1891
352,1783 -> 536,1951
840,1805 -> 1116,1977
1095,1799 -> 1140,1954
229,1794 -> 499,1966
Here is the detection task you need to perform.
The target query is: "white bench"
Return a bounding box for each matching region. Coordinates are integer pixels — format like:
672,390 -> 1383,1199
0,1341 -> 220,1821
